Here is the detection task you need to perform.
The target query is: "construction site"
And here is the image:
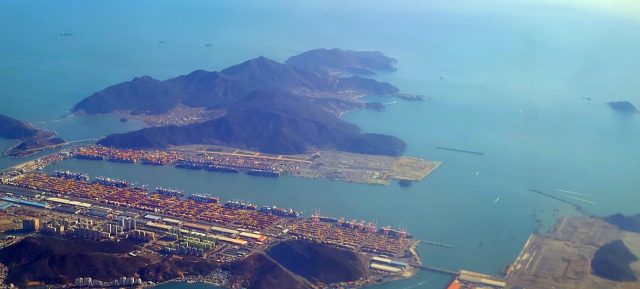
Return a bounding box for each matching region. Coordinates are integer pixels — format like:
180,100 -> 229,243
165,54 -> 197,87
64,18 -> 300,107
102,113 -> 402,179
505,215 -> 640,289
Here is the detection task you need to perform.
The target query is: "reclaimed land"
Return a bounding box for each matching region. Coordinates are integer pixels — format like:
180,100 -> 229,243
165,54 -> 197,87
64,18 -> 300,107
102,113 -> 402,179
266,240 -> 367,286
74,49 -> 415,157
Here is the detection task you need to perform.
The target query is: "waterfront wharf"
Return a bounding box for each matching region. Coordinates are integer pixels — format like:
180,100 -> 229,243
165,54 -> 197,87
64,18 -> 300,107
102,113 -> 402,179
434,146 -> 484,155
528,188 -> 592,216
419,240 -> 451,248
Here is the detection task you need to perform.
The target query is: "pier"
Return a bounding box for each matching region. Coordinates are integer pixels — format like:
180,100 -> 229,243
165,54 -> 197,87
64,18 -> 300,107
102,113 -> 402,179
420,240 -> 451,248
528,188 -> 592,216
434,146 -> 484,155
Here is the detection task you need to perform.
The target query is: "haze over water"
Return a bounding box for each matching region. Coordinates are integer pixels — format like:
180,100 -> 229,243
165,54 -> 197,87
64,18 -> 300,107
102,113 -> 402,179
1,1 -> 639,288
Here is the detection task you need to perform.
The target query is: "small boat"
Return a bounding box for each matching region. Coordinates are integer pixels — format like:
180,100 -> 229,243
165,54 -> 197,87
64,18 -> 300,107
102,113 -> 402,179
59,33 -> 73,36
159,40 -> 166,43
205,44 -> 213,47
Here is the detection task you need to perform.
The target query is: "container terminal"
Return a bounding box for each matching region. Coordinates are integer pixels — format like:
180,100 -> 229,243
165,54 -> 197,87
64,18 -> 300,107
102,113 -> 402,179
70,145 -> 441,186
1,171 -> 417,259
0,172 -> 429,286
0,157 -> 510,288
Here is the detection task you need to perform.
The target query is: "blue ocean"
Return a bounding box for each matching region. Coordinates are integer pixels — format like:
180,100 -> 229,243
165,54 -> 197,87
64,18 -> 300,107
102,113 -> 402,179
1,1 -> 639,288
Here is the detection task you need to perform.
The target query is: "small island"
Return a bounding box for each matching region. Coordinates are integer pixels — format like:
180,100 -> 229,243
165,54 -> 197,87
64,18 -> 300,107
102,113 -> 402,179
0,113 -> 65,158
607,101 -> 639,114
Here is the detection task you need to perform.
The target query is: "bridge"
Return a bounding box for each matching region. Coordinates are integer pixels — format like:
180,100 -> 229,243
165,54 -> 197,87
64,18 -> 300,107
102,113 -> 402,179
409,263 -> 459,276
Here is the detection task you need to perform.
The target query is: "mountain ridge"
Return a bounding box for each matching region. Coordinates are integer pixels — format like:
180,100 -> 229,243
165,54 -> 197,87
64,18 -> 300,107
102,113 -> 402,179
78,50 -> 408,156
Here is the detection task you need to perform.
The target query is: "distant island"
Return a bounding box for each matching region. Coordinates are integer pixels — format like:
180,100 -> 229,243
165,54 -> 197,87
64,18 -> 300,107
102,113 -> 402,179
285,48 -> 397,75
607,101 -> 638,114
0,113 -> 65,157
73,49 -> 419,156
603,213 -> 640,233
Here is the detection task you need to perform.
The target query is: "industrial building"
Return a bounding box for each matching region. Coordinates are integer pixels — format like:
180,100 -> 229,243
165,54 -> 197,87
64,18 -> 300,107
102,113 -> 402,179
2,196 -> 48,209
370,263 -> 402,273
88,206 -> 113,218
145,221 -> 172,231
46,197 -> 92,208
239,232 -> 267,242
370,256 -> 408,268
53,205 -> 80,214
209,225 -> 239,236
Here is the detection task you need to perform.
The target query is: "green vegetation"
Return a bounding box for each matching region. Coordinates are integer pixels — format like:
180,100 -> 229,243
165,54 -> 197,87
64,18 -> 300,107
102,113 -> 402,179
0,236 -> 147,288
77,52 -> 407,156
0,113 -> 65,157
266,240 -> 366,285
222,253 -> 307,289
138,256 -> 219,282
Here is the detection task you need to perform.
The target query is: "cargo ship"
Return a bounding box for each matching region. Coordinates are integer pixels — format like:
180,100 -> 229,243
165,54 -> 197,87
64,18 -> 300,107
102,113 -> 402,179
225,199 -> 257,210
247,170 -> 279,178
319,216 -> 338,223
188,193 -> 219,204
141,159 -> 166,166
260,205 -> 298,218
75,154 -> 104,161
154,187 -> 184,197
93,177 -> 130,188
175,161 -> 205,170
52,171 -> 89,181
108,157 -> 136,163
205,165 -> 239,173
132,185 -> 148,192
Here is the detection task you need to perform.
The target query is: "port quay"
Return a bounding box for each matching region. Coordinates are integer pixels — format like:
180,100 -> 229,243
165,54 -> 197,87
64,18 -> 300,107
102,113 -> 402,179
0,149 -> 506,289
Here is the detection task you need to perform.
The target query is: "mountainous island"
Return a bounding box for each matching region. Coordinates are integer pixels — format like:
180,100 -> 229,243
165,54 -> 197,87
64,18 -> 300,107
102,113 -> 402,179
603,213 -> 640,233
74,49 -> 416,156
607,101 -> 638,114
285,48 -> 397,75
0,113 -> 65,157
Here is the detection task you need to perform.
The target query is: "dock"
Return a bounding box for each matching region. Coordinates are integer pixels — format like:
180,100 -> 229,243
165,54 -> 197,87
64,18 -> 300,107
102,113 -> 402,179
420,240 -> 451,248
528,188 -> 592,216
435,146 -> 484,155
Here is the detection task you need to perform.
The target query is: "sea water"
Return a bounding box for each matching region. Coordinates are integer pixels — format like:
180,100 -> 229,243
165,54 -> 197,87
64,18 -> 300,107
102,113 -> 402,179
1,1 -> 639,288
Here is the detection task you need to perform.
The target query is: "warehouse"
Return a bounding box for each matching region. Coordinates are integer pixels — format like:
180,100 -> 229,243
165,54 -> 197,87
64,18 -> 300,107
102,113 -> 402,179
209,226 -> 238,236
183,222 -> 210,231
1,196 -> 48,209
217,236 -> 248,246
239,232 -> 267,242
46,197 -> 92,208
370,263 -> 402,273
